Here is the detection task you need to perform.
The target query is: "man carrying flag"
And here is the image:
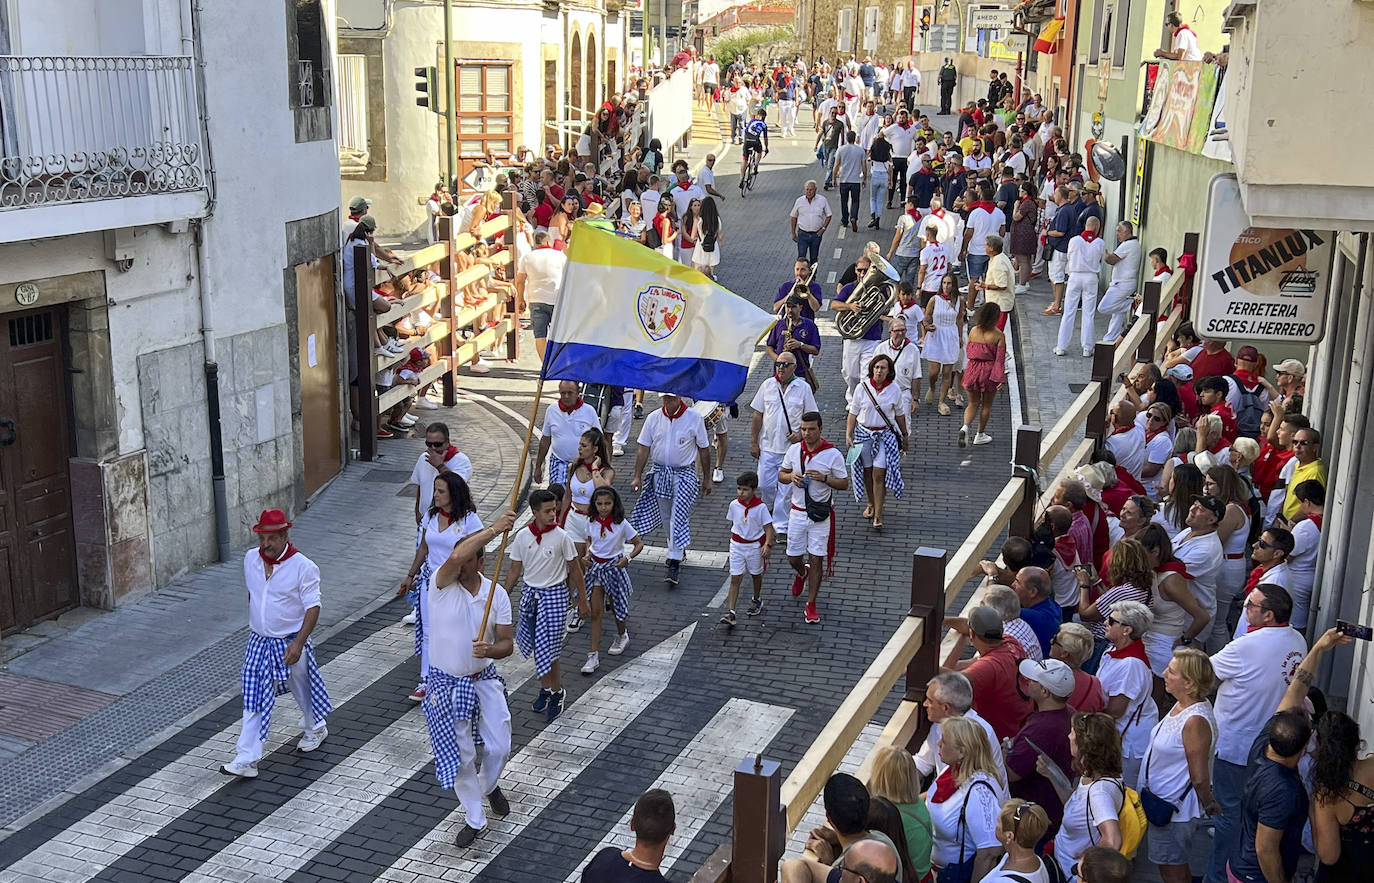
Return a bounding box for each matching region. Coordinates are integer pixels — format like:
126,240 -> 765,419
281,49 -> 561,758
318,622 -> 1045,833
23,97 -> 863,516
631,394 -> 713,586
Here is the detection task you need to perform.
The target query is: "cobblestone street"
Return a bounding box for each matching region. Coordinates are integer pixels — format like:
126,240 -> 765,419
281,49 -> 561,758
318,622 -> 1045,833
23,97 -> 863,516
2,106 -> 1031,883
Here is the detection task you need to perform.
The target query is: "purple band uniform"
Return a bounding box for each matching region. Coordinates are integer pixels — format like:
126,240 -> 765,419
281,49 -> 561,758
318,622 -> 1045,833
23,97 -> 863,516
422,664 -> 505,788
629,463 -> 699,551
241,631 -> 332,741
515,582 -> 570,676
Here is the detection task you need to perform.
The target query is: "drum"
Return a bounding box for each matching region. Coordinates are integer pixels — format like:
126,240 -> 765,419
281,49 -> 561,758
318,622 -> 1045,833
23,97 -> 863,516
692,399 -> 726,434
582,383 -> 618,424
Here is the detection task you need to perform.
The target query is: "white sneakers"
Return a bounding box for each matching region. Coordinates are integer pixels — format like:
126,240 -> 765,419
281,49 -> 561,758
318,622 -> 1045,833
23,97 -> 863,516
612,443 -> 625,457
414,397 -> 438,410
297,726 -> 328,752
1053,347 -> 1067,356
1083,348 -> 1094,358
566,607 -> 582,632
958,426 -> 969,448
220,761 -> 258,778
712,468 -> 725,483
581,652 -> 599,674
401,610 -> 417,625
609,632 -> 630,655
973,433 -> 994,445
1015,284 -> 1029,295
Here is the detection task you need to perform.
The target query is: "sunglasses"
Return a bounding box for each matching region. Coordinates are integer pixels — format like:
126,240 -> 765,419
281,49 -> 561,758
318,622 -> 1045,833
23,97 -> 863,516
775,361 -> 796,368
425,441 -> 447,448
1243,599 -> 1269,613
1255,539 -> 1274,550
1147,413 -> 1166,422
1106,616 -> 1120,626
1294,439 -> 1317,446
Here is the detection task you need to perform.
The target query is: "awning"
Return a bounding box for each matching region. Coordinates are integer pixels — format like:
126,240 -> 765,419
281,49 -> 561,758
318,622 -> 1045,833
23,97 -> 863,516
1034,17 -> 1065,54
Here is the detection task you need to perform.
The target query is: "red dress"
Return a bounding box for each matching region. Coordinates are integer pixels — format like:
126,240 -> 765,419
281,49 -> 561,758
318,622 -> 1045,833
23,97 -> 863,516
962,340 -> 1007,391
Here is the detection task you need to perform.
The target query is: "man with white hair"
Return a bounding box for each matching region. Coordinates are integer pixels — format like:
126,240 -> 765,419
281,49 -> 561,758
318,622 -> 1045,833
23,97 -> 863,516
1098,221 -> 1141,343
912,670 -> 1008,781
983,583 -> 1042,661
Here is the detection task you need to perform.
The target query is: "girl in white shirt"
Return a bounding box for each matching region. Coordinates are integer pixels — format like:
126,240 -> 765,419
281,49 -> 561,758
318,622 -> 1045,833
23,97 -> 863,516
578,486 -> 642,675
981,800 -> 1054,883
924,716 -> 1006,882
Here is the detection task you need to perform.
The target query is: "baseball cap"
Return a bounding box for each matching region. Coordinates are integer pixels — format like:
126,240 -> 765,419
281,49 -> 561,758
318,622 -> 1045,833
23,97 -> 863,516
1019,658 -> 1077,698
1194,494 -> 1226,521
1237,345 -> 1260,361
1275,358 -> 1306,377
348,196 -> 371,213
355,215 -> 377,233
408,347 -> 424,361
1083,181 -> 1101,193
969,606 -> 1004,640
1164,363 -> 1193,382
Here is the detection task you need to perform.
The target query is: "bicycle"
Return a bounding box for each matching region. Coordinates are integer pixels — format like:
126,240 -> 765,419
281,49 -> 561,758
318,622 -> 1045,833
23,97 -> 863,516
740,147 -> 762,196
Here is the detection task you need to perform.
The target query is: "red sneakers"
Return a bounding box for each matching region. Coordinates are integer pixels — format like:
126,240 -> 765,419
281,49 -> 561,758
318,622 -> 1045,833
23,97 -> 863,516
804,601 -> 820,623
791,565 -> 809,597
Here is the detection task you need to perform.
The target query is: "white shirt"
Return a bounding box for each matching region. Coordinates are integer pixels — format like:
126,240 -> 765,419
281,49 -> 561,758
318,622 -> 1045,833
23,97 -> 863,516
1097,652 -> 1157,758
410,449 -> 474,513
901,68 -> 922,89
1066,233 -> 1108,275
883,123 -> 917,158
818,97 -> 839,120
1105,425 -> 1146,479
925,209 -> 963,262
1141,428 -> 1173,496
1171,528 -> 1222,617
427,575 -> 511,677
638,407 -> 709,468
1288,519 -> 1319,622
1210,625 -> 1307,764
1110,238 -> 1142,286
1055,779 -> 1124,878
420,511 -> 484,575
857,113 -> 882,149
919,242 -> 950,292
750,377 -> 817,454
964,153 -> 993,171
893,298 -> 925,328
728,498 -> 771,542
867,339 -> 922,400
542,401 -> 601,463
781,442 -> 847,508
509,524 -> 577,589
848,380 -> 908,430
914,709 -> 1007,781
669,181 -> 706,219
965,207 -> 1006,256
1004,151 -> 1028,176
984,855 -> 1051,883
243,549 -> 322,638
640,189 -> 664,222
726,85 -> 751,114
894,211 -> 924,257
1232,562 -> 1292,641
517,248 -> 567,306
698,165 -> 716,189
790,194 -> 832,232
928,772 -> 1003,867
1172,25 -> 1203,62
587,518 -> 638,561
703,62 -> 720,84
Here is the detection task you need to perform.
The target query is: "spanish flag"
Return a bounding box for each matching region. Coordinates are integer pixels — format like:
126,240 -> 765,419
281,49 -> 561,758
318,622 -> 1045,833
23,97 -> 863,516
1034,17 -> 1065,54
543,221 -> 777,402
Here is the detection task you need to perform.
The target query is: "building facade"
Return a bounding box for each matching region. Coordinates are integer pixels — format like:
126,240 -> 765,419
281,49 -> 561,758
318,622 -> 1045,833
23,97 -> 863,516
336,0 -> 632,242
0,0 -> 345,632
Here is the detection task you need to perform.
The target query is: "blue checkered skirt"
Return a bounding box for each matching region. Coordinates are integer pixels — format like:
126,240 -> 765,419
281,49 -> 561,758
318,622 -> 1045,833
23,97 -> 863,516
585,559 -> 633,622
241,631 -> 332,741
515,583 -> 569,676
629,463 -> 699,551
851,425 -> 904,503
423,664 -> 506,788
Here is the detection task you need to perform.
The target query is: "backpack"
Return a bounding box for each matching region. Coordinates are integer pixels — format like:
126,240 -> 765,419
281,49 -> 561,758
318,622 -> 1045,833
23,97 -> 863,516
1086,778 -> 1146,860
1236,381 -> 1264,438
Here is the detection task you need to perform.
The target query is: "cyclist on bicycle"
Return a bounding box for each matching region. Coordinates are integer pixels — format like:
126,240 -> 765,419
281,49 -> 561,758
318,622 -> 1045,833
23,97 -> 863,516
739,109 -> 770,189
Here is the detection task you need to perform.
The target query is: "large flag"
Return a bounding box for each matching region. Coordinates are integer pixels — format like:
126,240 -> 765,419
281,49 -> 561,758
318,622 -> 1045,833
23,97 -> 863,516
542,221 -> 776,403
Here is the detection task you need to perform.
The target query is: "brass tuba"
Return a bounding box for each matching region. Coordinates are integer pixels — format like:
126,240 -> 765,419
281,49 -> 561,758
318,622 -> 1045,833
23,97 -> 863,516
835,253 -> 901,340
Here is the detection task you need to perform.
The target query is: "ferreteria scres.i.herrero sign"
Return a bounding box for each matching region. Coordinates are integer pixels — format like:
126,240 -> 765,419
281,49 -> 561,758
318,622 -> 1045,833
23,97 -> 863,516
1196,174 -> 1334,343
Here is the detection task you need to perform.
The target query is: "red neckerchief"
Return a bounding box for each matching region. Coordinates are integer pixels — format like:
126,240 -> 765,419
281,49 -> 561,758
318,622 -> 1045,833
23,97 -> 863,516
558,396 -> 585,414
663,401 -> 688,420
594,514 -> 616,537
1145,427 -> 1167,443
1176,24 -> 1195,37
897,120 -> 913,129
1111,424 -> 1134,436
1107,638 -> 1151,668
869,377 -> 893,393
675,181 -> 693,191
528,521 -> 557,544
891,337 -> 911,354
1242,565 -> 1267,599
930,764 -> 961,803
1155,266 -> 1173,278
260,544 -> 299,566
1054,533 -> 1078,567
1155,560 -> 1195,581
799,439 -> 834,469
907,207 -> 921,220
534,243 -> 556,251
1019,195 -> 1035,206
1080,231 -> 1098,242
578,459 -> 601,476
969,201 -> 996,213
440,445 -> 460,462
741,496 -> 766,511
1309,514 -> 1323,530
1246,620 -> 1290,634
1235,368 -> 1261,387
930,207 -> 947,218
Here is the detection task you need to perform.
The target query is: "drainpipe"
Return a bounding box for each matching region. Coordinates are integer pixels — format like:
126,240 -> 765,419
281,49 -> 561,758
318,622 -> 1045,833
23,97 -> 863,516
188,0 -> 230,563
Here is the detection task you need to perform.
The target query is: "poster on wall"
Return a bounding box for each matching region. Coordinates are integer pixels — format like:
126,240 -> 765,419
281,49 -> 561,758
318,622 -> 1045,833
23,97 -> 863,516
1137,60 -> 1220,155
1130,137 -> 1149,228
1197,174 -> 1334,344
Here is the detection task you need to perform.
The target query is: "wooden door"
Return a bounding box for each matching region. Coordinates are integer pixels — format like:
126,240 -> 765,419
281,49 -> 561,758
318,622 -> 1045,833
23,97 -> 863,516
0,308 -> 78,634
295,256 -> 342,497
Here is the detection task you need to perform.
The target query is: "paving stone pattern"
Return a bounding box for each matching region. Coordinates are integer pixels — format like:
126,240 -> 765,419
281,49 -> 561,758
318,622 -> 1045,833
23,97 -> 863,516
0,106 -> 1028,882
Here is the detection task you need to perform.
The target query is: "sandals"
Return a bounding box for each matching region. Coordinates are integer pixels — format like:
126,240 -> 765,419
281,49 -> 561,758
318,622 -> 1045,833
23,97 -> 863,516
862,505 -> 874,519
872,517 -> 884,530
1041,306 -> 1062,316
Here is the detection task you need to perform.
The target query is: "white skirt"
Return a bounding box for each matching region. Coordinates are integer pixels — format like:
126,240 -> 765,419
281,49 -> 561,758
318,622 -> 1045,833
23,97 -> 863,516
692,242 -> 720,267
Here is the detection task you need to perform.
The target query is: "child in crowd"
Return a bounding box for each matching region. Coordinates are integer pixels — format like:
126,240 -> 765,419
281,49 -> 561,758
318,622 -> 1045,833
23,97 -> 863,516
508,488 -> 585,722
578,487 -> 643,675
720,471 -> 774,627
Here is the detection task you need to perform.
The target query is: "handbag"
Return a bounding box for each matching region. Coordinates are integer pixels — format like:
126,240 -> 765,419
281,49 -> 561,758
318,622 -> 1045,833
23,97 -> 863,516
1137,745 -> 1193,827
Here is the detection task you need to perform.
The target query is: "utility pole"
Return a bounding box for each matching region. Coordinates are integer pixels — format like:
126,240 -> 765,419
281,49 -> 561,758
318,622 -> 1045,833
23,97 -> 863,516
443,0 -> 456,192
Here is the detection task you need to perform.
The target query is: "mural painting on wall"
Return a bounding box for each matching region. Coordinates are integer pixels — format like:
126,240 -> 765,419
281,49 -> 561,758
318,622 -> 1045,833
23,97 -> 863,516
1138,60 -> 1220,155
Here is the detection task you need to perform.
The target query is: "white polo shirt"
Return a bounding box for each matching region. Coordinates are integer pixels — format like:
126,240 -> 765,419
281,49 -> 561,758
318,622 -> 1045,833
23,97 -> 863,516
517,247 -> 567,306
427,575 -> 511,677
243,549 -> 322,638
965,206 -> 1006,256
1110,238 -> 1142,287
749,377 -> 817,455
1211,625 -> 1307,764
669,180 -> 706,219
790,194 -> 832,233
781,442 -> 847,508
867,339 -> 922,399
542,401 -> 601,463
411,448 -> 474,513
1105,425 -> 1147,479
1171,528 -> 1223,616
638,406 -> 710,468
1172,26 -> 1203,62
883,123 -> 917,158
509,524 -> 577,589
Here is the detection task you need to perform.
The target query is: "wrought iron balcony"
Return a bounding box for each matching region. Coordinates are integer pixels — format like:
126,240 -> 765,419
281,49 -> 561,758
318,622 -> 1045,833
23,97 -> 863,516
0,55 -> 206,211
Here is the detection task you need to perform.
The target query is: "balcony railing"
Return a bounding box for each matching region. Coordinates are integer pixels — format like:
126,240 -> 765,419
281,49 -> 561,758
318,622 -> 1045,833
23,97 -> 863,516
0,55 -> 205,210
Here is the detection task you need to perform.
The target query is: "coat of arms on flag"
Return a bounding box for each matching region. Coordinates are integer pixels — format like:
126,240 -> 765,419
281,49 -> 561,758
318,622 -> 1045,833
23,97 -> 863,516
636,284 -> 687,342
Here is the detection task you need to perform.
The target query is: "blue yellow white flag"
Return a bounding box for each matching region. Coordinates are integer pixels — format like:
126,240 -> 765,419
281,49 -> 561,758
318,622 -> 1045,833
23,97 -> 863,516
542,221 -> 776,403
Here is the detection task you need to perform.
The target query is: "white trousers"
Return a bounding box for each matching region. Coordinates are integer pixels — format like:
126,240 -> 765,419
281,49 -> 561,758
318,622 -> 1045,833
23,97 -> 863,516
451,679 -> 513,831
779,100 -> 798,134
610,390 -> 633,446
757,449 -> 791,533
842,339 -> 878,402
235,660 -> 326,764
1057,272 -> 1099,353
1206,557 -> 1249,654
1099,281 -> 1135,341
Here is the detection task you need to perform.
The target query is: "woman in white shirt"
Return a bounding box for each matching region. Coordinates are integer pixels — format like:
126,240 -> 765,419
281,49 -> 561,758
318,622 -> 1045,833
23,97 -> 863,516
980,800 -> 1053,883
924,716 -> 1006,883
1041,711 -> 1126,880
845,354 -> 909,531
1095,599 -> 1159,785
1140,648 -> 1221,883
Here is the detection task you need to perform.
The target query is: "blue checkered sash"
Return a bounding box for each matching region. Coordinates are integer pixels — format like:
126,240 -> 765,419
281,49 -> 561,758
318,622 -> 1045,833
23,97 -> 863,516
241,631 -> 332,741
547,454 -> 572,487
629,463 -> 699,551
423,664 -> 506,788
514,582 -> 570,676
408,521 -> 426,658
850,425 -> 904,503
585,556 -> 634,622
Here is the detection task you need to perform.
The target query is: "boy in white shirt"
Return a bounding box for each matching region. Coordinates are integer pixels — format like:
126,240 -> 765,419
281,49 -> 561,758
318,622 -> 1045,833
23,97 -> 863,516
721,471 -> 775,627
508,488 -> 585,722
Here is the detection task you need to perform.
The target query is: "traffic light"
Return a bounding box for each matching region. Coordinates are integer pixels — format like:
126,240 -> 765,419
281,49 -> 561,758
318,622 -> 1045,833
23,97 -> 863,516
414,66 -> 438,112
921,9 -> 932,31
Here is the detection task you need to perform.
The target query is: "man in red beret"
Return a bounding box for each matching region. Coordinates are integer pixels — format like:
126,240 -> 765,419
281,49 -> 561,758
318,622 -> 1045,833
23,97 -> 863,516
221,510 -> 332,778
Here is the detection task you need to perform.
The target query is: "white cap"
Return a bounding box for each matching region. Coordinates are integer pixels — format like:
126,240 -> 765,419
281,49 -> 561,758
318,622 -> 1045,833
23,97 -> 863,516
1018,658 -> 1076,699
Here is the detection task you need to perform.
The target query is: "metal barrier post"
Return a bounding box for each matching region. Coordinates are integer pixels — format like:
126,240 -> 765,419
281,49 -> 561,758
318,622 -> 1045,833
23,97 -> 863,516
905,547 -> 947,750
730,754 -> 784,883
1138,281 -> 1162,364
1011,426 -> 1043,538
1087,343 -> 1115,453
437,216 -> 458,408
353,240 -> 378,462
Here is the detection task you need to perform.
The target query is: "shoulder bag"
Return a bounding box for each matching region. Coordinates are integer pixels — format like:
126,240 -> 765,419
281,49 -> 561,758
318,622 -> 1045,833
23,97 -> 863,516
1137,743 -> 1194,827
861,382 -> 906,447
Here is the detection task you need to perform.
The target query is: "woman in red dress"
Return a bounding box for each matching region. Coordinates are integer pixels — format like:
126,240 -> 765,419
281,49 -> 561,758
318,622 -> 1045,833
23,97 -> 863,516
959,301 -> 1007,448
